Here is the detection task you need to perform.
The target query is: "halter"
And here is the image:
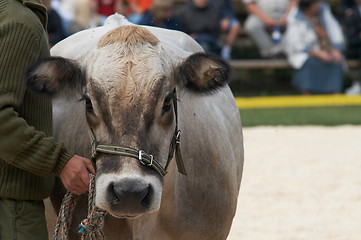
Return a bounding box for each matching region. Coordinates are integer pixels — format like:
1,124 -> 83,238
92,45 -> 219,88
89,89 -> 187,177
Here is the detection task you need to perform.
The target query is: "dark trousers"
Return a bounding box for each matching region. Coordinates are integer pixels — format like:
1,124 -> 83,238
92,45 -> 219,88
0,198 -> 48,240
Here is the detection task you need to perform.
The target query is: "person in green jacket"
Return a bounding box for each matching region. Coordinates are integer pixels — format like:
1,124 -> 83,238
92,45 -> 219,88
0,1 -> 95,239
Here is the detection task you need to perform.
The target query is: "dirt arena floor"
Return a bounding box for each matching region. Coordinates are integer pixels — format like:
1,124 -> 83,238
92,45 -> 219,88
227,126 -> 361,240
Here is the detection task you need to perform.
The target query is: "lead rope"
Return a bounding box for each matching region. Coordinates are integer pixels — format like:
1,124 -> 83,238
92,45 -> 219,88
53,190 -> 78,240
54,174 -> 107,240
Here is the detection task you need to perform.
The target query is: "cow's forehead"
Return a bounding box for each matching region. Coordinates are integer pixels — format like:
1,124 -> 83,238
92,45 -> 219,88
82,25 -> 176,119
85,25 -> 175,89
98,25 -> 159,48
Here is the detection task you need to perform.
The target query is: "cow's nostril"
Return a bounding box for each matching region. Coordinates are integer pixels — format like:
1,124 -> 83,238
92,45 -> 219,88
112,195 -> 120,205
141,186 -> 152,208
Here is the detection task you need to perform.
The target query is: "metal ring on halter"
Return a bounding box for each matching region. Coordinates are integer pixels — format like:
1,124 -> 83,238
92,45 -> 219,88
175,130 -> 181,144
148,155 -> 154,167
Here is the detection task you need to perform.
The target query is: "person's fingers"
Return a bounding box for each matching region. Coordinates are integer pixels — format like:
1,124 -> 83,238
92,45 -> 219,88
63,180 -> 81,194
85,159 -> 96,175
60,155 -> 97,194
69,188 -> 83,196
79,170 -> 91,189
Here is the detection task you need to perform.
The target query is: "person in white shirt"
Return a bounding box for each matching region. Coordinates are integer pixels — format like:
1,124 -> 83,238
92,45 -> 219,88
283,0 -> 345,94
242,0 -> 298,58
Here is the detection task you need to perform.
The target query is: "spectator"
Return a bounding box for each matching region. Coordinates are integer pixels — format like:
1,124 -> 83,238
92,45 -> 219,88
0,0 -> 95,239
283,0 -> 345,94
139,0 -> 180,30
97,0 -> 124,25
41,0 -> 66,47
341,0 -> 356,17
242,0 -> 298,58
70,0 -> 101,33
212,0 -> 241,60
53,0 -> 101,35
51,0 -> 78,36
343,0 -> 361,95
125,0 -> 154,24
176,0 -> 222,55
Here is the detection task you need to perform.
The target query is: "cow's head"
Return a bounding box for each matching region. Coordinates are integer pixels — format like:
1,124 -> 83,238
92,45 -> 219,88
25,25 -> 230,218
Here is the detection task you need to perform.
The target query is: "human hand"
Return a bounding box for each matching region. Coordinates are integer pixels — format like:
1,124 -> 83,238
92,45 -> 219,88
330,49 -> 342,63
263,16 -> 278,27
220,18 -> 230,32
278,15 -> 287,27
311,50 -> 332,63
60,155 -> 96,195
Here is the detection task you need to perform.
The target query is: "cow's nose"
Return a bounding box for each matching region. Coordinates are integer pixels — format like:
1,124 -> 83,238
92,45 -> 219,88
109,179 -> 151,214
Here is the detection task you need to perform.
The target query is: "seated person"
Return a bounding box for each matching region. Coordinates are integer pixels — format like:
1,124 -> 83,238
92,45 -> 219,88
211,0 -> 241,60
242,0 -> 298,58
139,0 -> 180,30
176,0 -> 222,56
283,0 -> 345,94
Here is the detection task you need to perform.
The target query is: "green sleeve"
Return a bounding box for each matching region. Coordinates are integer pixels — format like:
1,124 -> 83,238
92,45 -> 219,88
0,22 -> 73,177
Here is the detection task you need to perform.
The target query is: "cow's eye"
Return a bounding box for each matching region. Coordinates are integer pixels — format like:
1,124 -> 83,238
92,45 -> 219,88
80,95 -> 94,113
85,97 -> 94,113
162,93 -> 174,113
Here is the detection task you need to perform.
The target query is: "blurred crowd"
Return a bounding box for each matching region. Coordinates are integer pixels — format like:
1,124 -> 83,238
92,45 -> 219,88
42,0 -> 361,95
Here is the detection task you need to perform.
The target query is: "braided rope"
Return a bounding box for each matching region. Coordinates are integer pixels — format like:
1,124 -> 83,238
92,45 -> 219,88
78,174 -> 107,240
54,174 -> 107,240
54,191 -> 78,240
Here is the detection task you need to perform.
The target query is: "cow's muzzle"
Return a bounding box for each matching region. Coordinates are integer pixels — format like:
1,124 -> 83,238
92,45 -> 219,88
108,178 -> 152,217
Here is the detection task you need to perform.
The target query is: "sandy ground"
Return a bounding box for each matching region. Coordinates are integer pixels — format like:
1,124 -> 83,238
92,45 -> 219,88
227,126 -> 361,240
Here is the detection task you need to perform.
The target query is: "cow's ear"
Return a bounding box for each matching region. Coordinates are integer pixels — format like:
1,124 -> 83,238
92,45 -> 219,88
174,53 -> 230,93
25,57 -> 84,97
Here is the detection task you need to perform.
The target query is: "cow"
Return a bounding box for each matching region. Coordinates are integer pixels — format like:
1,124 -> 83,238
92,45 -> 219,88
26,14 -> 244,240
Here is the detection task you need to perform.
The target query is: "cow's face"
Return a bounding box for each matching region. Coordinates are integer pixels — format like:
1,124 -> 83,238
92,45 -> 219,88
25,25 -> 230,218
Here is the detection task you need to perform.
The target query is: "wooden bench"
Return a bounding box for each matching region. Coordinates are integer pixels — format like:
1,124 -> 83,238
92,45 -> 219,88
228,59 -> 359,70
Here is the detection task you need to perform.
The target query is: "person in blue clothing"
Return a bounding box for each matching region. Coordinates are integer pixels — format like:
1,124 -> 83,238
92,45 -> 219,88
41,0 -> 66,47
176,0 -> 223,56
283,0 -> 346,94
139,0 -> 180,30
211,0 -> 240,60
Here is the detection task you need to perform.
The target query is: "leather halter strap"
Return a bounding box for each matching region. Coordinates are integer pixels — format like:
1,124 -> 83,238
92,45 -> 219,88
89,89 -> 187,177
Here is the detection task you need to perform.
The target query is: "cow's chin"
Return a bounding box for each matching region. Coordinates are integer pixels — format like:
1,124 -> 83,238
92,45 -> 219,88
95,173 -> 163,218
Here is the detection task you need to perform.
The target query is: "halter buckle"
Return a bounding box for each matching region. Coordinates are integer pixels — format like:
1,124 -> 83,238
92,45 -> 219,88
139,150 -> 153,167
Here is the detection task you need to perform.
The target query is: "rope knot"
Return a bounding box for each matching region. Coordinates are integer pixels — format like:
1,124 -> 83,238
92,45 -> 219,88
78,208 -> 107,234
54,174 -> 107,240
